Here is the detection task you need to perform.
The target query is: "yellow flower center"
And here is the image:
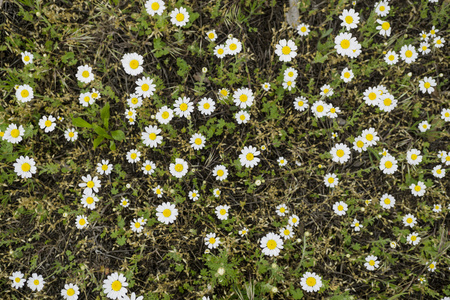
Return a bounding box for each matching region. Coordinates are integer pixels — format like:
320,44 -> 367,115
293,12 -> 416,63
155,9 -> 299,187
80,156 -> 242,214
135,222 -> 141,228
384,198 -> 391,205
217,48 -> 224,55
406,217 -> 413,224
145,164 -> 152,171
405,50 -> 413,58
382,22 -> 390,30
414,185 -> 421,192
209,237 -> 216,244
283,229 -> 290,236
92,92 -> 98,98
151,2 -> 160,11
15,277 -> 21,283
354,223 -> 359,227
344,72 -> 351,78
162,111 -> 169,119
45,120 -> 52,127
411,236 -> 416,241
422,46 -> 427,51
424,82 -> 431,89
101,164 -> 108,171
24,56 -> 30,61
287,81 -> 292,86
292,218 -> 297,223
215,170 -> 224,178
246,153 -> 254,161
330,108 -> 336,113
423,124 -> 427,128
194,138 -> 202,145
84,96 -> 90,102
179,103 -> 188,111
176,13 -> 185,22
239,114 -> 246,120
288,71 -> 294,77
111,280 -> 122,291
131,97 -> 138,104
239,94 -> 248,102
317,105 -> 324,112
306,277 -> 316,287
298,101 -> 304,107
208,32 -> 215,39
34,279 -> 39,285
437,39 -> 441,45
435,206 -> 439,209
280,160 -> 285,164
156,189 -> 161,194
436,169 -> 441,174
67,288 -> 75,296
203,103 -> 210,109
220,89 -> 228,96
174,163 -> 184,172
87,181 -> 94,188
369,260 -> 375,266
429,264 -> 434,269
267,239 -> 277,250
345,15 -> 353,24
122,200 -> 128,206
79,218 -> 86,225
130,153 -> 137,159
338,205 -> 344,211
446,113 -> 450,118
388,55 -> 395,61
383,98 -> 392,106
385,161 -> 393,169
336,149 -> 344,157
86,197 -> 94,204
220,209 -> 226,215
282,46 -> 291,55
149,133 -> 157,140
328,177 -> 334,183
323,88 -> 329,94
163,209 -> 171,217
357,140 -> 364,148
141,83 -> 149,91
300,26 -> 307,32
21,89 -> 29,98
366,134 -> 373,141
11,129 -> 20,138
430,30 -> 435,34
129,59 -> 139,69
280,207 -> 285,213
340,39 -> 350,49
242,230 -> 246,234
411,154 -> 417,160
82,70 -> 89,78
379,5 -> 385,11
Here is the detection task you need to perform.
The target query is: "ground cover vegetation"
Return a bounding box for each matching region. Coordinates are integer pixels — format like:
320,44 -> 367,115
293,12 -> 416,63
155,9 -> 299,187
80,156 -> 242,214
1,0 -> 450,299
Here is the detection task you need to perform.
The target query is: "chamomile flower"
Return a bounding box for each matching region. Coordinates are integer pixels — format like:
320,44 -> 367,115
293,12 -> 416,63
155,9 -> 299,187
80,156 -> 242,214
280,225 -> 294,240
79,92 -> 93,107
61,283 -> 80,300
294,96 -> 309,112
363,87 -> 380,106
260,232 -> 284,257
3,123 -> 25,144
376,19 -> 391,37
380,193 -> 395,209
75,215 -> 88,229
215,205 -> 230,220
239,145 -> 260,168
419,77 -> 437,94
170,7 -> 189,27
441,108 -> 450,122
190,133 -> 206,150
141,125 -> 163,148
205,232 -> 220,249
434,36 -> 445,48
353,136 -> 368,153
330,143 -> 351,164
378,93 -> 397,112
127,93 -> 143,109
428,261 -> 437,272
300,272 -> 323,293
102,272 -> 128,300
331,132 -> 338,139
277,157 -> 287,167
145,0 -> 165,16
341,67 -> 354,83
418,121 -> 430,132
9,271 -> 26,289
403,214 -> 417,227
375,1 -> 390,16
239,228 -> 248,236
324,173 -> 339,188
384,50 -> 399,65
218,88 -> 230,99
410,181 -> 426,197
135,77 -> 156,98
155,106 -> 174,125
400,45 -> 418,64
379,155 -> 398,174
333,201 -> 348,216
429,26 -> 439,37
198,97 -> 216,115
142,160 -> 156,175
275,39 -> 297,62
131,217 -> 146,233
76,65 -> 94,84
39,115 -> 56,132
364,255 -> 380,271
213,188 -> 221,198
406,149 -> 422,165
235,110 -> 250,124
288,214 -> 300,227
276,204 -> 289,216
120,197 -> 130,208
262,82 -> 271,91
420,31 -> 429,41
351,219 -> 363,232
225,38 -> 242,55
13,156 -> 36,179
188,190 -> 199,201
156,202 -> 178,224
97,159 -> 113,175
406,232 -> 421,245
81,190 -> 99,210
174,97 -> 194,118
418,42 -> 431,55
339,8 -> 360,30
21,51 -> 33,65
169,158 -> 189,178
233,87 -> 254,109
284,67 -> 298,81
320,84 -> 333,97
432,204 -> 442,212
212,165 -> 228,181
377,84 -> 388,96
361,128 -> 379,147
121,53 -> 144,76
282,80 -> 296,91
214,44 -> 228,58
327,105 -> 341,118
15,84 -> 33,103
79,175 -> 101,193
432,165 -> 445,178
334,32 -> 358,57
297,23 -> 310,36
311,100 -> 329,118
27,273 -> 45,292
203,29 -> 218,42
153,185 -> 163,198
126,149 -> 141,164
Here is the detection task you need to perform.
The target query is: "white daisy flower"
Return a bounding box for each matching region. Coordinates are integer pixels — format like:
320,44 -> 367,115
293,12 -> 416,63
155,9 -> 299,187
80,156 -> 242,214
233,87 -> 254,109
102,272 -> 128,300
212,165 -> 228,181
262,82 -> 271,91
79,91 -> 93,107
97,159 -> 113,175
341,67 -> 354,83
282,80 -> 296,91
324,173 -> 338,188
80,190 -> 99,210
239,145 -> 261,168
379,193 -> 395,209
406,149 -> 422,166
205,232 -> 220,249
155,106 -> 174,125
3,123 -> 25,144
174,97 -> 194,118
21,51 -> 33,65
126,149 -> 141,164
418,120 -> 430,132
330,143 -> 351,164
15,84 -> 34,103
13,156 -> 37,179
120,197 -> 130,208
351,219 -> 363,232
153,185 -> 164,198
145,0 -> 165,16
377,93 -> 397,112
76,65 -> 94,84
427,261 -> 437,272
353,136 -> 368,153
135,77 -> 156,98
400,45 -> 418,64
379,154 -> 398,174
376,19 -> 391,37
64,128 -> 78,142
9,271 -> 26,289
418,77 -> 437,94
205,30 -> 217,42
214,44 -> 228,58
142,160 -> 156,175
374,1 -> 390,17
420,30 -> 429,41
188,190 -> 199,201
283,67 -> 298,81
327,105 -> 341,119
320,84 -> 334,97
442,108 -> 450,122
277,157 -> 287,167
300,272 -> 323,293
311,100 -> 330,118
406,232 -> 421,245
235,110 -> 250,124
198,97 -> 216,115
169,158 -> 189,178
334,32 -> 358,57
432,165 -> 445,178
434,36 -> 445,48
294,96 -> 309,112
127,93 -> 143,109
432,204 -> 442,213
75,215 -> 88,229
279,225 -> 294,240
239,228 -> 248,236
79,174 -> 101,194
364,255 -> 379,271
141,125 -> 163,148
363,87 -> 380,106
429,26 -> 439,37
121,53 -> 144,76
260,232 -> 284,257
225,38 -> 242,55
170,7 -> 189,27
39,115 -> 57,132
384,50 -> 399,65
409,181 -> 426,197
61,283 -> 80,300
333,201 -> 348,216
190,133 -> 206,150
276,204 -> 288,216
130,217 -> 147,233
288,214 -> 300,227
27,273 -> 45,292
275,39 -> 297,62
339,8 -> 360,30
403,214 -> 417,227
213,188 -> 221,198
156,202 -> 178,224
418,42 -> 431,55
215,205 -> 230,220
361,128 -> 379,147
297,23 -> 310,36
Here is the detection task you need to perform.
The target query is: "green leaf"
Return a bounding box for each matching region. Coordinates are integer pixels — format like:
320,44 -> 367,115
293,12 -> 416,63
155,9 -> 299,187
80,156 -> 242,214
117,236 -> 126,246
93,136 -> 105,149
110,141 -> 116,151
111,130 -> 125,141
100,102 -> 110,130
72,117 -> 92,128
92,124 -> 111,139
